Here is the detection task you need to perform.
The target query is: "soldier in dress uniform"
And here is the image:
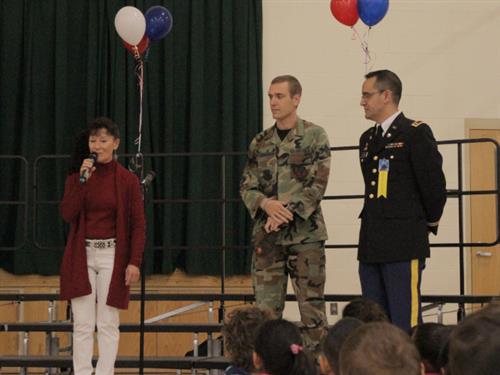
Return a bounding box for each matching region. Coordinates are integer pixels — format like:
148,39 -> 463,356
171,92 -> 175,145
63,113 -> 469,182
240,75 -> 331,351
357,70 -> 447,332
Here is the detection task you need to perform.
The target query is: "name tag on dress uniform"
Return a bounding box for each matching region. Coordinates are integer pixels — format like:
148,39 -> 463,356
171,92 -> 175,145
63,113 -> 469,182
385,142 -> 404,149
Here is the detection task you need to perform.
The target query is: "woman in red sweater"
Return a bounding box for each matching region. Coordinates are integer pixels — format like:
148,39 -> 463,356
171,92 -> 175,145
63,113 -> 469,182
60,117 -> 145,375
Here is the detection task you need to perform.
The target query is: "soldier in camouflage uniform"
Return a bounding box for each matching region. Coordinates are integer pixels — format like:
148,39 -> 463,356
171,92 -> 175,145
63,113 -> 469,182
240,75 -> 331,352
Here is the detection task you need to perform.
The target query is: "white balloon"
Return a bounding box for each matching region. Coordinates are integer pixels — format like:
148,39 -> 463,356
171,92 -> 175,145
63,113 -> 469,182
114,6 -> 146,46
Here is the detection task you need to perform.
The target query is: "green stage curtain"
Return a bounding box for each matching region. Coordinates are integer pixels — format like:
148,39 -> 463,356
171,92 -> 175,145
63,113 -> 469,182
0,0 -> 262,276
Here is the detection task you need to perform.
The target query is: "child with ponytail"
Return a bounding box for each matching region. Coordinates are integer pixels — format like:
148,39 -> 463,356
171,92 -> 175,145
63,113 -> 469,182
253,319 -> 317,375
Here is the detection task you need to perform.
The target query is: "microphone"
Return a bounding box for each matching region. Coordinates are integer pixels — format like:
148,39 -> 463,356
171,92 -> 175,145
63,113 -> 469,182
141,170 -> 156,187
79,153 -> 97,184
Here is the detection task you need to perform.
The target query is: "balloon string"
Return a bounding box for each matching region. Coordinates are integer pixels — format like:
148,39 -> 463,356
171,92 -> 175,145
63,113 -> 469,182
364,27 -> 376,73
133,45 -> 141,61
134,49 -> 144,153
351,26 -> 372,73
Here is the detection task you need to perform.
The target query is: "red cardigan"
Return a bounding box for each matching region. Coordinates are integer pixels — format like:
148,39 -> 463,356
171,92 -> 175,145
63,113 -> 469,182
59,162 -> 145,309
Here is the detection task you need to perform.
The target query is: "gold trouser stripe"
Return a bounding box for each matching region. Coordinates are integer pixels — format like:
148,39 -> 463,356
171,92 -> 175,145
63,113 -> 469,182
410,259 -> 419,327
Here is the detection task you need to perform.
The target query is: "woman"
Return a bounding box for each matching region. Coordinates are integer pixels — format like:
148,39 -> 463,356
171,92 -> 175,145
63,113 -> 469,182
60,117 -> 145,375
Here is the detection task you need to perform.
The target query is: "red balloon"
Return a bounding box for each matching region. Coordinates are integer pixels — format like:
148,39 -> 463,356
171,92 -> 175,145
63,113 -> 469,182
330,0 -> 359,27
123,34 -> 149,58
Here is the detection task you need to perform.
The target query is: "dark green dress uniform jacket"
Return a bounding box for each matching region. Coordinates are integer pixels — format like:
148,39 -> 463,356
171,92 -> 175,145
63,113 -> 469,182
358,113 -> 447,263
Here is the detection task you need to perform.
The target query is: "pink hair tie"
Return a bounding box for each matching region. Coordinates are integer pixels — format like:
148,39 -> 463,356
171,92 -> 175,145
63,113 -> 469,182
290,344 -> 303,355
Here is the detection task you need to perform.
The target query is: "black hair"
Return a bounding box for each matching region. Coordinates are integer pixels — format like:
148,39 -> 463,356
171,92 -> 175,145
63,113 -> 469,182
365,70 -> 402,105
342,297 -> 389,323
67,117 -> 120,175
254,319 -> 316,375
437,332 -> 451,373
88,117 -> 120,138
449,302 -> 500,375
221,306 -> 274,371
322,317 -> 364,375
411,323 -> 454,373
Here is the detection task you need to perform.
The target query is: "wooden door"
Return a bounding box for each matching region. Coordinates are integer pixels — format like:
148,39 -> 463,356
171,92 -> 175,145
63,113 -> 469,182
469,128 -> 500,297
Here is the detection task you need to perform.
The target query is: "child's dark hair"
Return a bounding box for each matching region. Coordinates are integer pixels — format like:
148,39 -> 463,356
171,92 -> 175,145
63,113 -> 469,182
342,297 -> 388,323
221,306 -> 274,371
322,317 -> 364,375
88,117 -> 120,138
254,319 -> 316,375
411,323 -> 454,373
448,301 -> 500,375
437,332 -> 452,373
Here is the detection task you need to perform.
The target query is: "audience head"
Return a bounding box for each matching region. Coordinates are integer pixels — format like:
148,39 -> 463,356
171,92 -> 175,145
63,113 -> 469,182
411,323 -> 453,374
342,298 -> 389,323
320,317 -> 364,375
448,301 -> 500,375
221,306 -> 273,371
339,322 -> 422,375
253,318 -> 316,375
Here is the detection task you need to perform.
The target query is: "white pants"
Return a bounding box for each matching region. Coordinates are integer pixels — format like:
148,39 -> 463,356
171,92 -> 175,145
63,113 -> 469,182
71,244 -> 119,375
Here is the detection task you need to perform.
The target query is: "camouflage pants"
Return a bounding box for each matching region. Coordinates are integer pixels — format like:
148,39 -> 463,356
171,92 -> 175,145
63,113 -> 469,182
252,241 -> 327,351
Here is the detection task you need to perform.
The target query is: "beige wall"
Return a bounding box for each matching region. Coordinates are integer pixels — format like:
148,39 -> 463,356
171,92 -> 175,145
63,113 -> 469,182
262,0 -> 500,324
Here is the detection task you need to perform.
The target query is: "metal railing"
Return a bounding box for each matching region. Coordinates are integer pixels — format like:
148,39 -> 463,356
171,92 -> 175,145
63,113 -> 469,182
1,138 -> 499,311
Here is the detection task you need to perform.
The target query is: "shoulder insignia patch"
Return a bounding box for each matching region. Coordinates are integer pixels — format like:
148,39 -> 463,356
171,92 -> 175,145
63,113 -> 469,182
411,120 -> 423,127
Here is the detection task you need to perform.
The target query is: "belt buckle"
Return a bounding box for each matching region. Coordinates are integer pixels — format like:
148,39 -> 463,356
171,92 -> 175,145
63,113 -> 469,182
86,239 -> 115,249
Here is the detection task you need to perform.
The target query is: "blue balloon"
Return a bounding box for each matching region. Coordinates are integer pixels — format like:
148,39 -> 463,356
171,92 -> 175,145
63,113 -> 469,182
358,0 -> 389,27
145,6 -> 173,41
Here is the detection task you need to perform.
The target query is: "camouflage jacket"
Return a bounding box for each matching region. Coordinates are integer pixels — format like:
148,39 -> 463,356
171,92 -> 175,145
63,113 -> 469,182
240,118 -> 331,245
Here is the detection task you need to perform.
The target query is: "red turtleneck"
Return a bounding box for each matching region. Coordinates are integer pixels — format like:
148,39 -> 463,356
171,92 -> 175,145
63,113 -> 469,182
85,161 -> 117,239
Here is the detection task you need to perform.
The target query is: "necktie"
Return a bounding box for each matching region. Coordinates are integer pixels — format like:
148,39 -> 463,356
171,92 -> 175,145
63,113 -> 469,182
373,125 -> 383,147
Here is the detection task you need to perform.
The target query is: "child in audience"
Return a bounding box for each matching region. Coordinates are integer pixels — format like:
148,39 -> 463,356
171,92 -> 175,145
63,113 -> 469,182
342,297 -> 388,323
253,319 -> 317,375
448,301 -> 500,375
320,317 -> 363,375
339,322 -> 423,375
222,306 -> 273,375
411,322 -> 453,375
